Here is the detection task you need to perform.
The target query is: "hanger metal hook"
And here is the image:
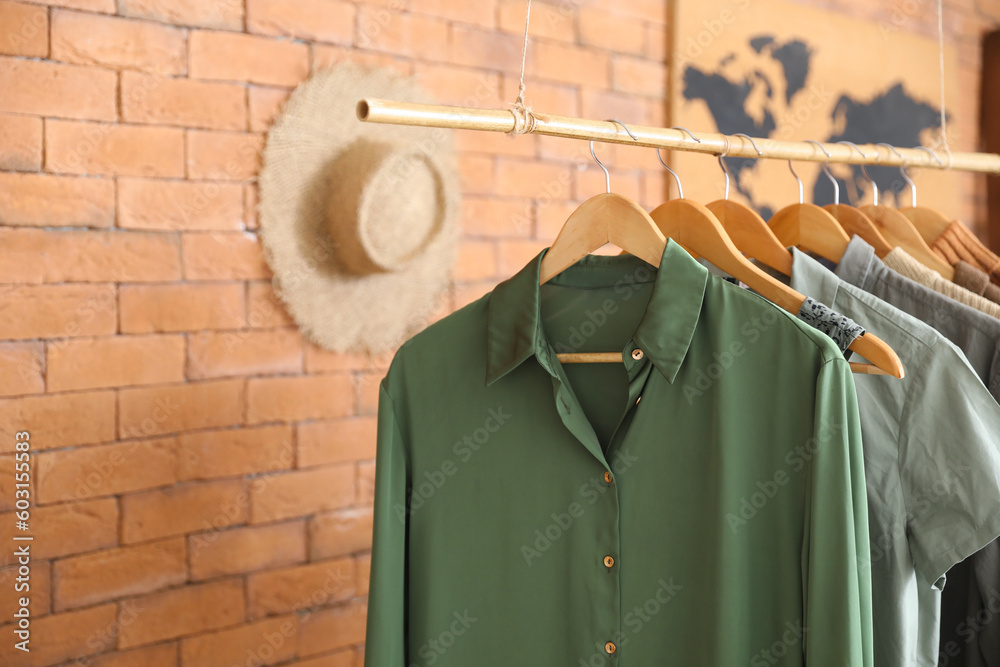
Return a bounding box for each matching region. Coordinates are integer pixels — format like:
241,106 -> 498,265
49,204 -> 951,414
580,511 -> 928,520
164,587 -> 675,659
839,140 -> 878,206
719,133 -> 763,202
806,139 -> 839,205
589,119 -> 638,194
734,133 -> 763,156
654,126 -> 691,199
672,126 -> 701,143
877,143 -> 915,208
787,161 -> 804,204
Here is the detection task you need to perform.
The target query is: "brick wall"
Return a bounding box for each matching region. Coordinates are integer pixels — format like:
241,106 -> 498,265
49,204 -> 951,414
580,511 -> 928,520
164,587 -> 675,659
0,1 -> 996,665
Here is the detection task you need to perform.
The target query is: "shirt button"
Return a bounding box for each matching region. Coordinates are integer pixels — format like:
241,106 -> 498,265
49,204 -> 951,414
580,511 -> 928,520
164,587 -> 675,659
605,641 -> 617,655
631,348 -> 644,360
604,555 -> 615,568
603,471 -> 614,484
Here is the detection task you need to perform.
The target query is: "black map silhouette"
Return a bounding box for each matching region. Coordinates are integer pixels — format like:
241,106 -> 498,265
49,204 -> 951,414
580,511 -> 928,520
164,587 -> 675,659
683,35 -> 943,219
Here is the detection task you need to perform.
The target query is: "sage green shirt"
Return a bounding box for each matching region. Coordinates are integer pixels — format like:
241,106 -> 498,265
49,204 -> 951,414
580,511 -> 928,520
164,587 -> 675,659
789,247 -> 1000,667
366,241 -> 872,666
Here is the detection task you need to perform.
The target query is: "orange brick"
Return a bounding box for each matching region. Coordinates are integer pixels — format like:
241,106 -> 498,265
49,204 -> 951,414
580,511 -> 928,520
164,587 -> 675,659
0,604 -> 116,666
415,0 -> 494,27
298,600 -> 367,658
498,238 -> 545,276
304,345 -> 388,374
416,64 -> 502,107
36,437 -> 176,503
122,72 -> 247,131
448,25 -> 525,72
244,182 -> 258,229
0,228 -> 182,284
0,284 -> 116,340
0,172 -> 114,226
356,460 -> 375,504
0,390 -> 114,452
579,7 -> 646,55
121,283 -> 246,333
182,232 -> 271,280
186,130 -> 264,181
311,44 -> 413,74
53,537 -> 186,611
297,417 -> 376,468
249,464 -> 355,523
456,154 -> 495,196
189,520 -> 305,580
21,0 -> 114,11
119,177 -> 245,231
118,0 -> 243,30
187,328 -> 303,380
190,30 -> 309,87
356,6 -> 449,61
455,239 -> 498,281
501,76 -> 578,115
177,425 -> 293,481
247,0 -> 354,44
119,379 -> 244,439
532,41 -> 610,87
645,23 -> 668,61
612,56 -> 667,97
46,120 -> 185,177
575,165 -> 642,202
248,557 -> 354,619
0,56 -> 115,121
579,88 -> 657,128
0,498 -> 117,559
49,334 -> 185,392
51,9 -> 186,74
0,343 -> 43,397
607,0 -> 667,22
118,579 -> 245,649
495,158 -> 573,198
76,643 -> 178,667
246,374 -> 354,424
309,507 -> 374,560
122,478 -> 248,543
498,0 -> 575,42
461,196 -> 533,237
454,127 -> 536,158
180,615 -> 299,667
0,557 -> 50,617
249,85 -> 291,132
0,1 -> 48,57
248,281 -> 295,328
0,112 -> 41,170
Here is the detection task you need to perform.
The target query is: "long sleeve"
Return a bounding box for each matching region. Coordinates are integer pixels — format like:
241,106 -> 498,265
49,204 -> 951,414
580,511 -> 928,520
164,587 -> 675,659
364,380 -> 410,666
802,358 -> 873,667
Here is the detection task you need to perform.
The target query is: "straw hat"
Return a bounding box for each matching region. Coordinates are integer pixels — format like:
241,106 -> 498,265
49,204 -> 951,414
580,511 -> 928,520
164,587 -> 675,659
258,63 -> 459,354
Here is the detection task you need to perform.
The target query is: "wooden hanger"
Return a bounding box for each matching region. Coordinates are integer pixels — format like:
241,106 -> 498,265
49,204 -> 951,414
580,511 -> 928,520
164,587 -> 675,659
837,141 -> 955,278
707,137 -> 793,275
814,146 -> 893,256
767,146 -> 850,263
540,128 -> 667,364
895,146 -> 952,244
650,195 -> 902,378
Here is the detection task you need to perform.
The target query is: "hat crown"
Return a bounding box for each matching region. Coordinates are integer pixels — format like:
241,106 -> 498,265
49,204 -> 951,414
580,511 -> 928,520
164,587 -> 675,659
327,138 -> 446,275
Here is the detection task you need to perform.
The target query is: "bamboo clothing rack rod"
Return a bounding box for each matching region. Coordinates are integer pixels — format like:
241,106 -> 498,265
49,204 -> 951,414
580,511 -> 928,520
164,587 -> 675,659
357,98 -> 1000,174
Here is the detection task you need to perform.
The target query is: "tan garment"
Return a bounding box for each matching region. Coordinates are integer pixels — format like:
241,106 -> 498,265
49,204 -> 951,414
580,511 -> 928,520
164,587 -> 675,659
931,221 -> 1000,286
883,247 -> 1000,320
954,260 -> 1000,305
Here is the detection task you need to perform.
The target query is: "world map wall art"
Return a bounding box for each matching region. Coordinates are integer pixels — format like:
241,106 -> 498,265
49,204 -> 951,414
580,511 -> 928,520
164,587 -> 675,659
671,0 -> 962,218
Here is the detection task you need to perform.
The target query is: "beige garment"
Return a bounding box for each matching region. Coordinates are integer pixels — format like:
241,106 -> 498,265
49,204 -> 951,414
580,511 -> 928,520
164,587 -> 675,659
954,260 -> 1000,305
883,247 -> 1000,320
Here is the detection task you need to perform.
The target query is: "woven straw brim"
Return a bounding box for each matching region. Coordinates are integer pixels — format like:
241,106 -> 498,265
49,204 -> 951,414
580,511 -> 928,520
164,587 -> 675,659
258,64 -> 459,354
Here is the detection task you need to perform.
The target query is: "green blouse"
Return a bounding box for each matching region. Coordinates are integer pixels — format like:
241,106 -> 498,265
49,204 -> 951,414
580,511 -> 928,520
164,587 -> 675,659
365,241 -> 872,666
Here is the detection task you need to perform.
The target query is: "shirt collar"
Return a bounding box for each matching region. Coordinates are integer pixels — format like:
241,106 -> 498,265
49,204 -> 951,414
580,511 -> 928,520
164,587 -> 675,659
833,235 -> 878,288
485,239 -> 709,387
